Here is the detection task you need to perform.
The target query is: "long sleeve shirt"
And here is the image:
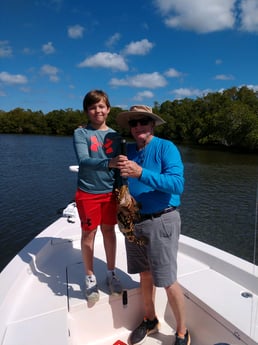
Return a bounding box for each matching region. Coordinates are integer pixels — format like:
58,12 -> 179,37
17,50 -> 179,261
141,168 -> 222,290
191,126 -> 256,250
127,136 -> 184,214
73,125 -> 121,193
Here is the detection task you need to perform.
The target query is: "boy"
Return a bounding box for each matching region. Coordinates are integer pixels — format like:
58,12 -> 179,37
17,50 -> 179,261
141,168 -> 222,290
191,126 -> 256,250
73,90 -> 122,302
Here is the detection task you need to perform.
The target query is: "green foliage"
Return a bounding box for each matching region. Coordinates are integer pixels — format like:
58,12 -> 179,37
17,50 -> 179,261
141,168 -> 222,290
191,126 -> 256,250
0,86 -> 257,152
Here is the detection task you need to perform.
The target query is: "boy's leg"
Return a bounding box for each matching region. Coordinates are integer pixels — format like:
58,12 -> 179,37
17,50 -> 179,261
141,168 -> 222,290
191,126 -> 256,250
101,224 -> 116,271
101,193 -> 122,295
81,229 -> 97,275
101,192 -> 118,271
81,229 -> 99,302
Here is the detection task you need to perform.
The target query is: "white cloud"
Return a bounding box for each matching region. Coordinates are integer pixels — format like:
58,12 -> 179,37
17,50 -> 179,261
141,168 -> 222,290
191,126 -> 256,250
153,0 -> 235,33
239,0 -> 258,32
42,0 -> 63,11
171,87 -> 207,98
40,64 -> 60,82
133,90 -> 154,101
244,84 -> 258,92
106,33 -> 121,47
0,41 -> 12,58
22,47 -> 34,55
20,86 -> 31,93
110,72 -> 167,88
214,74 -> 234,80
68,25 -> 84,39
42,42 -> 55,55
0,71 -> 28,85
78,52 -> 128,71
164,67 -> 184,78
123,39 -> 154,55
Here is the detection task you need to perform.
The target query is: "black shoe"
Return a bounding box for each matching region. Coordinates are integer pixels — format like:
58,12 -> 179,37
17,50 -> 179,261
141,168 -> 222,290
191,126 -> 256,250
129,317 -> 160,345
174,329 -> 191,345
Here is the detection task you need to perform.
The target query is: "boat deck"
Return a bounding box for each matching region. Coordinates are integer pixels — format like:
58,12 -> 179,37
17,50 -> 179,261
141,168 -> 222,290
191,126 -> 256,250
0,209 -> 257,345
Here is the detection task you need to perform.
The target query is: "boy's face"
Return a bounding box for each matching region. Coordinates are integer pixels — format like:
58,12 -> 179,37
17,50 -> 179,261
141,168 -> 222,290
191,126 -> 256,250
87,100 -> 110,127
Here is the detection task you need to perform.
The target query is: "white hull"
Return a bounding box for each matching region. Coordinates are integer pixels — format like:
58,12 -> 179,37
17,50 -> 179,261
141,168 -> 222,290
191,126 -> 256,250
0,203 -> 257,345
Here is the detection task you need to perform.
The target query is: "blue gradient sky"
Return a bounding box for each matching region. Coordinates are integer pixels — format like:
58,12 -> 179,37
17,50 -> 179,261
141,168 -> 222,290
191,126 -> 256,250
1,0 -> 258,113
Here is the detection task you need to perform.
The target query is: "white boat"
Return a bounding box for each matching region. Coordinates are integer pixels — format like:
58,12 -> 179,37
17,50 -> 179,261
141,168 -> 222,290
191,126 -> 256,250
0,187 -> 257,345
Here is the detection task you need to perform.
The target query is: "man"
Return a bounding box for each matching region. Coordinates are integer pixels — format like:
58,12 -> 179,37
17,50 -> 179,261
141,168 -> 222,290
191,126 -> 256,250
114,105 -> 190,345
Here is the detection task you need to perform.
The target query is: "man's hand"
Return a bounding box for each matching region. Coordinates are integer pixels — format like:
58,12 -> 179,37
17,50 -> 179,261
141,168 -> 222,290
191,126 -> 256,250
119,159 -> 142,179
111,155 -> 142,178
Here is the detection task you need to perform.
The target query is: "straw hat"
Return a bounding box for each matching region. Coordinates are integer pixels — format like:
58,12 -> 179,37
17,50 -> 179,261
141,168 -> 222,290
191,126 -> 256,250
116,105 -> 166,129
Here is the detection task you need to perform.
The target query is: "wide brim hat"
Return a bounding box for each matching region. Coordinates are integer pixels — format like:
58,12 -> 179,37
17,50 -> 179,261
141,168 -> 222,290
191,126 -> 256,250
116,105 -> 166,129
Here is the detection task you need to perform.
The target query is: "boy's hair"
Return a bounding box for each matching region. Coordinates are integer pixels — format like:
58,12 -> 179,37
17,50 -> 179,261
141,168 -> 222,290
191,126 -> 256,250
83,90 -> 111,112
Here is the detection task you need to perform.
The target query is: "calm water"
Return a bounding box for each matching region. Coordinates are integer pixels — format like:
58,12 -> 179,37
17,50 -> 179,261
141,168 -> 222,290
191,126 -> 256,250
0,134 -> 257,272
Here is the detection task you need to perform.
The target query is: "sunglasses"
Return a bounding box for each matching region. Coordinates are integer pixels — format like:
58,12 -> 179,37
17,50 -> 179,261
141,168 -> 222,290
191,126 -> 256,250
128,118 -> 152,128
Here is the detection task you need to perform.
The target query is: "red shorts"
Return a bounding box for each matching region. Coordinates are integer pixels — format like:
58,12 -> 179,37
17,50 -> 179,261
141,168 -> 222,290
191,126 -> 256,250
75,189 -> 117,231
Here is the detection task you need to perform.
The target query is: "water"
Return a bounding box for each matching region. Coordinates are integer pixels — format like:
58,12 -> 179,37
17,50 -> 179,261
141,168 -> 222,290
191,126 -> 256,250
0,134 -> 78,271
180,146 -> 258,264
0,134 -> 257,272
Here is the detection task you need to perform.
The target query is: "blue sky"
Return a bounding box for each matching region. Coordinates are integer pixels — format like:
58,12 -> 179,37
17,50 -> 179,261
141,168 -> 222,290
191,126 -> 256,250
1,0 -> 258,113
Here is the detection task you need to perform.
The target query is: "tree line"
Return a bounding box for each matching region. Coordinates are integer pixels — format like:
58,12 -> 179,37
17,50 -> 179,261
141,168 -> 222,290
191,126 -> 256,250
0,86 -> 257,152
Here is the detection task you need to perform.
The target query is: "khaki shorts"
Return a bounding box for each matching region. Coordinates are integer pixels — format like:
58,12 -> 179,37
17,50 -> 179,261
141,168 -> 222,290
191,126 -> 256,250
125,209 -> 181,287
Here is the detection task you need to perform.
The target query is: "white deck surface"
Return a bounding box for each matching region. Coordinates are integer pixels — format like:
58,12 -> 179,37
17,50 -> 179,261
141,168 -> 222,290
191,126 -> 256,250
0,206 -> 257,345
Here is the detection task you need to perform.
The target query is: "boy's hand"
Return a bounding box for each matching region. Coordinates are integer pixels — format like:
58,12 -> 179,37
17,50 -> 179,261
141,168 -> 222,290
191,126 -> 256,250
108,155 -> 128,169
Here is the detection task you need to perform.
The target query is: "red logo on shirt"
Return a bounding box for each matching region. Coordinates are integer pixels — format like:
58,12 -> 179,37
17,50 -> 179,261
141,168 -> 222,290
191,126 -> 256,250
90,136 -> 114,154
103,138 -> 113,154
90,136 -> 102,152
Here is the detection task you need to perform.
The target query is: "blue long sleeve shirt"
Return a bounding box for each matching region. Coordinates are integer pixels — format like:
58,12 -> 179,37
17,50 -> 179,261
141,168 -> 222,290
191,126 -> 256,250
127,136 -> 184,214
